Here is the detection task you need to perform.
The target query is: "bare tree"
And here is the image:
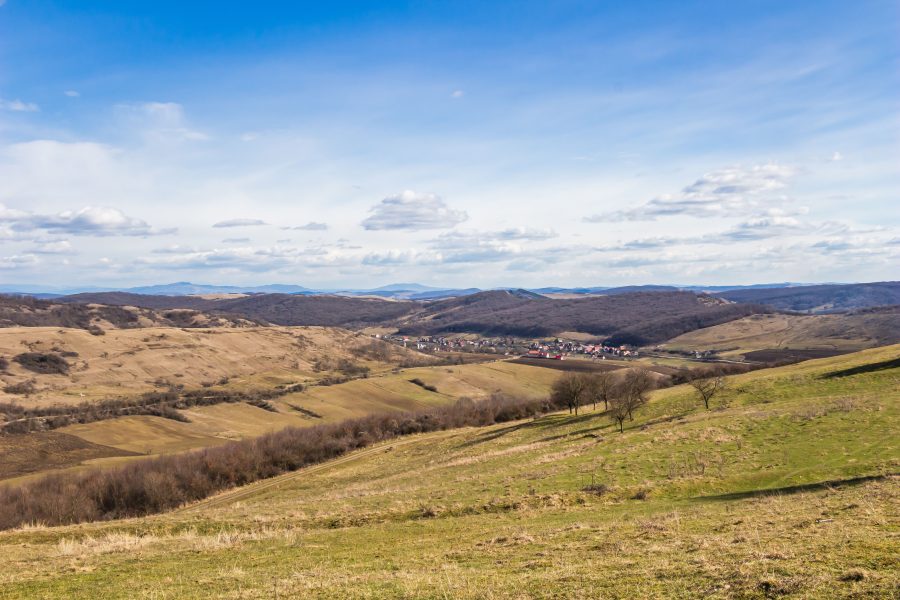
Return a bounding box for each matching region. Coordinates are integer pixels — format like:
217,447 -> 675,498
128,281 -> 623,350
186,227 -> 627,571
621,368 -> 654,420
583,371 -> 615,411
607,369 -> 655,433
689,368 -> 727,410
551,373 -> 587,415
608,392 -> 630,433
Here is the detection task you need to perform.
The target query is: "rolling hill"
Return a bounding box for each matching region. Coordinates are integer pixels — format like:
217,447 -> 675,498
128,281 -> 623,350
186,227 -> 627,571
0,325 -> 428,408
714,281 -> 900,312
0,345 -> 895,598
662,306 -> 900,360
0,295 -> 257,330
60,289 -> 771,344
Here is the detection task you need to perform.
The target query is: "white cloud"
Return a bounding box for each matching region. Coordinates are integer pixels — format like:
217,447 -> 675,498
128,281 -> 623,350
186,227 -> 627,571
136,244 -> 353,272
585,163 -> 797,222
0,98 -> 39,112
451,90 -> 465,98
117,102 -> 208,142
213,218 -> 268,228
64,90 -> 80,98
0,254 -> 38,269
283,222 -> 328,231
0,205 -> 173,237
361,191 -> 468,231
30,240 -> 75,255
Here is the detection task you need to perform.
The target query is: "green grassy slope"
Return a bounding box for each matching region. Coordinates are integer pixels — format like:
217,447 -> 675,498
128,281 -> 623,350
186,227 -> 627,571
0,345 -> 897,599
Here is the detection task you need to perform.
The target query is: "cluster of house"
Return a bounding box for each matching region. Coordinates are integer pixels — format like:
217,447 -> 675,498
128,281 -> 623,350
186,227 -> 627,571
374,333 -> 639,359
525,341 -> 639,360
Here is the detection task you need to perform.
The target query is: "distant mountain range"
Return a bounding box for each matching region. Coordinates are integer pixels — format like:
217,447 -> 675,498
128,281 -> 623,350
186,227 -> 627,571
0,280 -> 831,300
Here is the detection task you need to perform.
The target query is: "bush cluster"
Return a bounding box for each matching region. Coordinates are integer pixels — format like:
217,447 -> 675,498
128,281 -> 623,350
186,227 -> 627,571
0,388 -> 283,435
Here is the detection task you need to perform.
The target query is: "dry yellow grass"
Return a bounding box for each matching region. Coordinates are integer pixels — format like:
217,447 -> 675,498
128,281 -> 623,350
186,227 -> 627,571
0,325 -> 424,406
280,361 -> 558,422
663,312 -> 895,357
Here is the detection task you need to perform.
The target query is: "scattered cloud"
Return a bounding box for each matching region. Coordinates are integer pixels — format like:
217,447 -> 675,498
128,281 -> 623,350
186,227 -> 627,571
0,254 -> 38,269
585,163 -> 797,222
830,151 -> 843,162
213,218 -> 268,228
117,102 -> 208,141
451,90 -> 465,98
136,244 -> 352,272
0,205 -> 174,237
283,222 -> 328,231
361,191 -> 468,231
30,240 -> 75,255
0,98 -> 39,112
64,90 -> 80,98
222,237 -> 251,243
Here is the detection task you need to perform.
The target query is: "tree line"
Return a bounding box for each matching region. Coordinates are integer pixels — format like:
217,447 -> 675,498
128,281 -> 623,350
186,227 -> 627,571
551,364 -> 735,432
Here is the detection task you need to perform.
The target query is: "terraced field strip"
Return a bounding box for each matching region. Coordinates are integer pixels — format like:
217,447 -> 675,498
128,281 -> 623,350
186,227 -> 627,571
175,428 -> 463,513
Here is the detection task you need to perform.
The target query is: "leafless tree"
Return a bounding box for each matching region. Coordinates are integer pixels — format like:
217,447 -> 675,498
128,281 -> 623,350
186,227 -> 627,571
551,372 -> 588,415
608,393 -> 631,433
583,371 -> 615,411
621,368 -> 654,420
689,369 -> 727,409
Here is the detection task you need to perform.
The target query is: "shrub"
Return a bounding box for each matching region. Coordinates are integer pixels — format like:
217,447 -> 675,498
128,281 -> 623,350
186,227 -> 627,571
3,380 -> 36,396
409,378 -> 438,392
13,352 -> 69,375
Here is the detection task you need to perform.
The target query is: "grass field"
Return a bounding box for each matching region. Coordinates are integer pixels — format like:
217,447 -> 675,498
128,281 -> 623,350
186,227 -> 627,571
0,345 -> 896,598
662,312 -> 899,359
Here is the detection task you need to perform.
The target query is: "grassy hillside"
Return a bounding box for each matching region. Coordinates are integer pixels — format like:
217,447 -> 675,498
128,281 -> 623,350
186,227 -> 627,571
662,309 -> 900,359
0,346 -> 896,598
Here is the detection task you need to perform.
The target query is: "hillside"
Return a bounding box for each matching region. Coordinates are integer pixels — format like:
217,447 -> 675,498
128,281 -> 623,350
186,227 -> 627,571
662,307 -> 900,360
0,295 -> 256,330
0,326 -> 428,407
0,341 -> 557,482
394,290 -> 767,343
62,292 -> 420,327
715,281 -> 900,312
63,290 -> 771,344
0,345 -> 895,597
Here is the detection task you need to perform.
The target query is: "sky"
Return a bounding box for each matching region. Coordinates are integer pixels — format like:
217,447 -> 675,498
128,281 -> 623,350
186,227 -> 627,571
0,0 -> 897,290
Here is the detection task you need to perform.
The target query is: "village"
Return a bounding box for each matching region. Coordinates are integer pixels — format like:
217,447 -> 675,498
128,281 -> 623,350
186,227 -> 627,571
373,333 -> 641,360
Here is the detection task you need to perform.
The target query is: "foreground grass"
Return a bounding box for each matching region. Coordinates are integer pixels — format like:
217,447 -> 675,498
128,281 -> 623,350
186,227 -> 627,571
0,346 -> 897,598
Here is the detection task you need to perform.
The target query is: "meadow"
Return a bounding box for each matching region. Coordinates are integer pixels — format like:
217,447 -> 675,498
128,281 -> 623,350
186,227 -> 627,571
0,345 -> 895,598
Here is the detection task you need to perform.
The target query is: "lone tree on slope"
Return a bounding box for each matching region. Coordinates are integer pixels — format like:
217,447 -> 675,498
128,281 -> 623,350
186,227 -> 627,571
689,368 -> 727,410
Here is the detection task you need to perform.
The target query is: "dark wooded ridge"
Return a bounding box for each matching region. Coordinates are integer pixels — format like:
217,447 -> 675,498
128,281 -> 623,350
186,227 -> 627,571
61,290 -> 772,345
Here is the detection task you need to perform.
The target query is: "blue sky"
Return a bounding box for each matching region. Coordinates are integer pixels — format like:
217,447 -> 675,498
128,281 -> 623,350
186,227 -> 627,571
0,0 -> 897,288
